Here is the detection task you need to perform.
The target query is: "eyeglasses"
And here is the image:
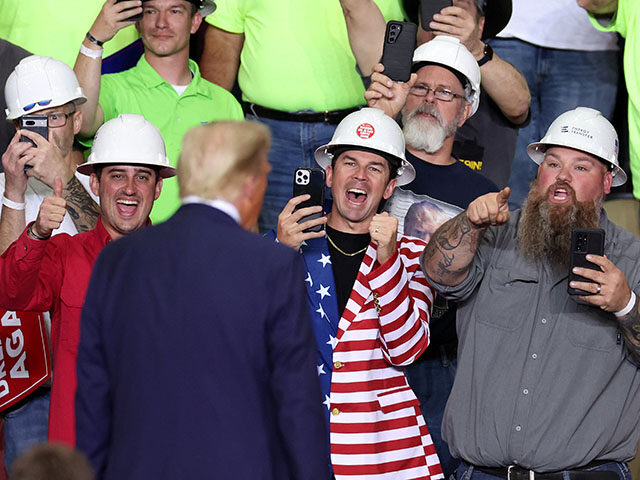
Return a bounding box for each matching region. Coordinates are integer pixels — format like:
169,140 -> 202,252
27,109 -> 76,128
409,85 -> 464,102
22,99 -> 52,112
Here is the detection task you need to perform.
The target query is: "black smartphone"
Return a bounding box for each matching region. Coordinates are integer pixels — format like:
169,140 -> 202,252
116,0 -> 143,21
20,115 -> 48,171
420,0 -> 453,31
293,168 -> 325,233
568,228 -> 605,296
381,21 -> 418,83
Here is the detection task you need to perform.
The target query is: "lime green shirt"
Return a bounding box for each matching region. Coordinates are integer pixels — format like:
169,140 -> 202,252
94,56 -> 244,223
590,0 -> 640,198
0,1 -> 138,67
206,0 -> 405,112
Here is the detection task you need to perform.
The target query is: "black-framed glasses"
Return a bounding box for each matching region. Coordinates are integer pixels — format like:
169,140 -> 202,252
409,85 -> 464,102
29,108 -> 76,128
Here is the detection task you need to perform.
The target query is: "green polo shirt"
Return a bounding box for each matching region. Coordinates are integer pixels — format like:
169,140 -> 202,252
206,0 -> 405,112
0,1 -> 138,67
91,55 -> 244,223
589,0 -> 640,198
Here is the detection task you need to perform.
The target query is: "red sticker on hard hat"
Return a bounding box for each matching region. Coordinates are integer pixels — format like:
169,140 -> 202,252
356,123 -> 375,139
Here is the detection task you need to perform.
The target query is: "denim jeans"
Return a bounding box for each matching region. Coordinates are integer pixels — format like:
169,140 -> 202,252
3,389 -> 50,471
406,352 -> 458,478
455,461 -> 632,480
489,39 -> 619,209
245,114 -> 337,233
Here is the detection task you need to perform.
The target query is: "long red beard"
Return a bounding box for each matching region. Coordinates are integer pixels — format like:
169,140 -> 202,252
517,179 -> 602,269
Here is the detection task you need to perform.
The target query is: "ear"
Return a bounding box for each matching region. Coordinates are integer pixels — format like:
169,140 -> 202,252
154,177 -> 163,200
72,110 -> 83,135
603,170 -> 613,195
89,172 -> 100,197
325,165 -> 333,189
383,177 -> 398,200
457,101 -> 473,127
191,12 -> 203,34
478,16 -> 486,38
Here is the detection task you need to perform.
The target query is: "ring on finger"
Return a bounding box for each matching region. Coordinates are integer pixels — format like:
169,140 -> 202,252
596,284 -> 602,294
375,227 -> 380,233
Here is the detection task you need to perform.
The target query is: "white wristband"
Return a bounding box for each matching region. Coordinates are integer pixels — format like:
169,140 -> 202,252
2,195 -> 26,210
80,44 -> 103,59
615,291 -> 636,318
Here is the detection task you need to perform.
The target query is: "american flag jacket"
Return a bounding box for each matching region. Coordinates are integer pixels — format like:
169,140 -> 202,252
300,234 -> 444,480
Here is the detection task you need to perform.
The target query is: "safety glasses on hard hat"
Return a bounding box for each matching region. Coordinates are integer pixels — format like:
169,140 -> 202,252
22,99 -> 52,112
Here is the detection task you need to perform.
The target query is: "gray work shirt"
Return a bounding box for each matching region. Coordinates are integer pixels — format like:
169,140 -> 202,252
425,210 -> 640,472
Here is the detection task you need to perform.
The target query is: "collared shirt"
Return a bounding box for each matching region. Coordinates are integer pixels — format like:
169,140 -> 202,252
81,55 -> 244,224
181,195 -> 240,224
0,217 -> 113,446
426,210 -> 640,471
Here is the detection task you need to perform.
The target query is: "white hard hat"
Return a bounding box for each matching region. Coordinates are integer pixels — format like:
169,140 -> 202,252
78,114 -> 176,178
412,36 -> 481,116
315,107 -> 415,186
527,107 -> 626,187
5,55 -> 87,120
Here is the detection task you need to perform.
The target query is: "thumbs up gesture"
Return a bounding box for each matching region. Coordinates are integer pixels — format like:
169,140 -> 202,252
466,187 -> 511,229
32,177 -> 67,239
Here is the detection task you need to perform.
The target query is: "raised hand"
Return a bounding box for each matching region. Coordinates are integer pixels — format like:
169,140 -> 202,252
32,177 -> 67,239
276,195 -> 327,250
369,212 -> 398,265
466,187 -> 510,229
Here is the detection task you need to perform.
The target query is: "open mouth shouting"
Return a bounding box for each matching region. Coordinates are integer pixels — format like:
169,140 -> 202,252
116,197 -> 140,217
346,188 -> 368,205
547,182 -> 576,204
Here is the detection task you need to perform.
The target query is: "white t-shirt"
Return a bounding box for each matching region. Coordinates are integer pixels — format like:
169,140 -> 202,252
496,0 -> 618,51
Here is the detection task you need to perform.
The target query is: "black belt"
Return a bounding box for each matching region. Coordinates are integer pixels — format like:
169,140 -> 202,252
472,461 -> 620,480
244,103 -> 360,125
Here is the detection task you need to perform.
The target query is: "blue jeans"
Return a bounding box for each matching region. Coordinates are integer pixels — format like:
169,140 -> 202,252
406,351 -> 458,478
455,461 -> 631,480
489,39 -> 619,209
245,114 -> 337,233
3,389 -> 50,471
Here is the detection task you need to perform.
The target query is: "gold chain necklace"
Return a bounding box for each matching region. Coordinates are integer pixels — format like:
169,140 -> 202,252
326,232 -> 369,257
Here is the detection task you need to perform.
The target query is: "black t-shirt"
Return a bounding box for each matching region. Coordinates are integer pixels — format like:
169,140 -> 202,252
326,226 -> 370,317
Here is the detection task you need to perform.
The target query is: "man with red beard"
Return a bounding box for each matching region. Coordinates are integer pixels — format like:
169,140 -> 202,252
422,107 -> 640,480
0,113 -> 172,446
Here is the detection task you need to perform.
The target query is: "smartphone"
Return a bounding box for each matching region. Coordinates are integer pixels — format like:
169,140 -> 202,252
293,168 -> 325,233
381,21 -> 418,83
420,0 -> 453,31
568,228 -> 605,296
115,0 -> 143,21
20,115 -> 48,171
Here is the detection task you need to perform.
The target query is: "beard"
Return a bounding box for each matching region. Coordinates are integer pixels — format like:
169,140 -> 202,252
402,103 -> 461,153
517,179 -> 602,270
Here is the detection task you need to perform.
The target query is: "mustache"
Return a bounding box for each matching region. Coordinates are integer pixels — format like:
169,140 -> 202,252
406,103 -> 445,126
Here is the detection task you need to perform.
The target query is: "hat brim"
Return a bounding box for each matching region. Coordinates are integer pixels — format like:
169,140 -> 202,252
77,162 -> 176,178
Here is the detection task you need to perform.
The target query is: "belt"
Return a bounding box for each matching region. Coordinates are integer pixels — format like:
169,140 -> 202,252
244,103 -> 360,124
472,461 -> 620,480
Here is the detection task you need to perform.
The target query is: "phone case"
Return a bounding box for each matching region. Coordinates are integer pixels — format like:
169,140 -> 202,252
115,0 -> 143,21
293,168 -> 325,233
420,0 -> 453,31
19,115 -> 48,148
381,21 -> 418,83
568,228 -> 605,296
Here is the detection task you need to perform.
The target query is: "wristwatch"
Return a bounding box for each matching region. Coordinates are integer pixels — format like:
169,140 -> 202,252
477,43 -> 494,67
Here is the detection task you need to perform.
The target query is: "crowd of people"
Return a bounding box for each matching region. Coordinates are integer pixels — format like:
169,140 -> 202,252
0,0 -> 639,479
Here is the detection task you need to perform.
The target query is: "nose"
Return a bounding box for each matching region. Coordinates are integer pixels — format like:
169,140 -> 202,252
353,165 -> 368,181
156,10 -> 168,27
124,176 -> 136,195
423,87 -> 437,104
556,164 -> 572,183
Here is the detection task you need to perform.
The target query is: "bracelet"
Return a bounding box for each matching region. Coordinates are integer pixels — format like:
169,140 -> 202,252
2,195 -> 26,210
86,32 -> 104,47
80,44 -> 103,59
27,224 -> 50,241
615,291 -> 637,318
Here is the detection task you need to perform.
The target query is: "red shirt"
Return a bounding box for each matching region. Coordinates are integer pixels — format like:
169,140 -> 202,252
0,218 -> 112,445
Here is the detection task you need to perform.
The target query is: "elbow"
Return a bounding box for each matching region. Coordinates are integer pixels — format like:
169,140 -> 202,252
504,94 -> 531,126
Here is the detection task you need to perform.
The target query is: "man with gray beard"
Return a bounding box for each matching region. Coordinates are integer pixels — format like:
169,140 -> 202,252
422,107 -> 640,480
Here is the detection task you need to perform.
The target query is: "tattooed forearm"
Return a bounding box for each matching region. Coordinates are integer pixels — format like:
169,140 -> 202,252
616,294 -> 640,362
423,212 -> 486,286
63,176 -> 100,233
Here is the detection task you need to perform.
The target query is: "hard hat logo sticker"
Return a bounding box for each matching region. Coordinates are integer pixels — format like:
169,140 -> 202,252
356,123 -> 375,139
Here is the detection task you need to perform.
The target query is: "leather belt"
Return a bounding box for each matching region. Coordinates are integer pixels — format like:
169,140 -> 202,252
472,461 -> 619,480
244,103 -> 360,125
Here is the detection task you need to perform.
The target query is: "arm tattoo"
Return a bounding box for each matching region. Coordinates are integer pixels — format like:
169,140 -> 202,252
424,212 -> 486,284
63,176 -> 100,233
616,294 -> 640,362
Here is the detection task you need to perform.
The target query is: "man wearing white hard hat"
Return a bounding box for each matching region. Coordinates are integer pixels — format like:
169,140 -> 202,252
0,54 -> 101,469
73,0 -> 243,225
0,113 -> 172,447
422,107 -> 640,480
276,107 -> 443,480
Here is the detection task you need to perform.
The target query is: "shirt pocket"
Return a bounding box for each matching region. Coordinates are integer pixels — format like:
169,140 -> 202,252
565,303 -> 617,352
58,284 -> 83,352
377,385 -> 421,414
475,265 -> 539,332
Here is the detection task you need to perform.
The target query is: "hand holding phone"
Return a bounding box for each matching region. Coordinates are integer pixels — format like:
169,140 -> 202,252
420,0 -> 453,31
115,0 -> 143,22
381,21 -> 418,83
292,168 -> 326,233
568,228 -> 605,296
19,115 -> 48,172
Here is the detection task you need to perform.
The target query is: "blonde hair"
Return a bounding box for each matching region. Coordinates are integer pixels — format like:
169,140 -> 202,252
178,121 -> 271,201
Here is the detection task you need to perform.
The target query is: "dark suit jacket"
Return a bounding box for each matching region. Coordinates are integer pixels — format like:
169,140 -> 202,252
75,204 -> 328,479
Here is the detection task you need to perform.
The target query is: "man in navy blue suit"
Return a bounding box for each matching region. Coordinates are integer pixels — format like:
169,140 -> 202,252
75,120 -> 329,479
